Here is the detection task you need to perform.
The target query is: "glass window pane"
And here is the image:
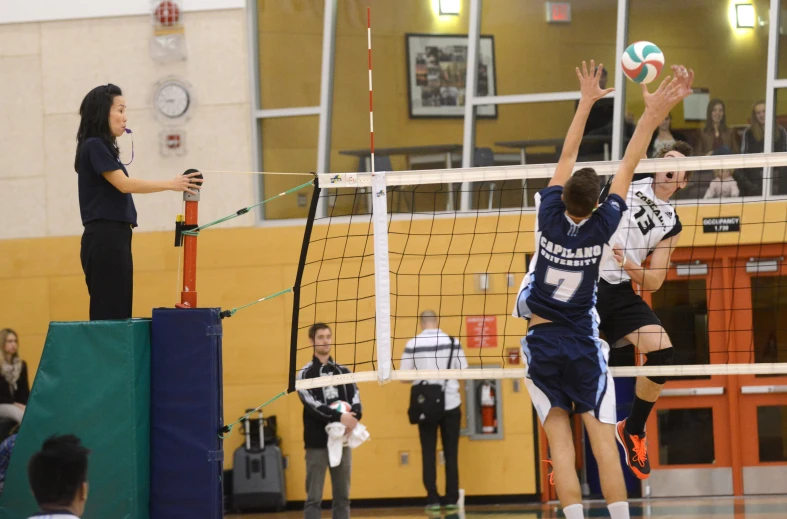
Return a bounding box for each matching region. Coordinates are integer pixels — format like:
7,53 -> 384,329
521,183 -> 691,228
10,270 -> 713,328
330,1 -> 468,215
480,0 -> 617,96
675,165 -> 766,200
757,406 -> 787,462
657,408 -> 715,465
261,117 -> 318,220
473,102 -> 611,211
628,0 -> 768,199
650,279 -> 710,368
751,275 -> 787,364
768,90 -> 787,196
258,1 -> 323,109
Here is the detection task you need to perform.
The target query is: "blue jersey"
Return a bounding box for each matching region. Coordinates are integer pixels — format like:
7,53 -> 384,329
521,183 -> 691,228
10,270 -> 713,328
515,185 -> 627,335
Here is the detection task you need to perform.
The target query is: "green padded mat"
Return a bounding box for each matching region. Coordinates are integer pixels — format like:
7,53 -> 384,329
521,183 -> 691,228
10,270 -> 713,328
0,319 -> 151,519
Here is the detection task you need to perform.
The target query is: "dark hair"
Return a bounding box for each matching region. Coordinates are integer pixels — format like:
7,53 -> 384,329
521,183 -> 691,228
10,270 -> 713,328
74,84 -> 123,171
308,323 -> 331,341
563,168 -> 600,217
28,435 -> 90,508
704,98 -> 728,132
655,140 -> 694,183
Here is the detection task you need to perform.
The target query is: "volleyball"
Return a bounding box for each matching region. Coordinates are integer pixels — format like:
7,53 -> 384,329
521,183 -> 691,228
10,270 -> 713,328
330,400 -> 352,414
621,41 -> 664,84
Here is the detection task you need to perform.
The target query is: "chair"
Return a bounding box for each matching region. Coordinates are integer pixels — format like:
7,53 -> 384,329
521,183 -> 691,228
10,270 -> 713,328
472,147 -> 497,210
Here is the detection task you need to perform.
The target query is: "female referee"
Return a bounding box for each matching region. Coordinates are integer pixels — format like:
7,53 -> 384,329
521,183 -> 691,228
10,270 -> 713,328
74,84 -> 202,321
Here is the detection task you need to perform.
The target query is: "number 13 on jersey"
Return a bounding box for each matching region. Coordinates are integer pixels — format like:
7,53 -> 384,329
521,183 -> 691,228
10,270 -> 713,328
544,267 -> 583,303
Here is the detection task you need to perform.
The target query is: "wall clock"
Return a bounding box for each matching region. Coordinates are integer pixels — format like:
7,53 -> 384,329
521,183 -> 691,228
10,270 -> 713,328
153,78 -> 192,121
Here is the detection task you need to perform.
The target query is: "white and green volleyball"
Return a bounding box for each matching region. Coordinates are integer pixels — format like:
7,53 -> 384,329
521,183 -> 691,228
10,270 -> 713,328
621,41 -> 664,84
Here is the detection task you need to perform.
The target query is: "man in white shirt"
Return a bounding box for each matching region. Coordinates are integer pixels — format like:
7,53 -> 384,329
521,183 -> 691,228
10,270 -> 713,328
399,310 -> 468,513
26,435 -> 90,519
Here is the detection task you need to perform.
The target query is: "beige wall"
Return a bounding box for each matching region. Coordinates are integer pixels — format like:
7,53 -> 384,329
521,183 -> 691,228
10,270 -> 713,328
0,8 -> 254,240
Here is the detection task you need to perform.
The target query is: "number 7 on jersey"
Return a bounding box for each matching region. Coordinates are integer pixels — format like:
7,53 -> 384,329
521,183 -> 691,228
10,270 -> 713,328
544,267 -> 583,303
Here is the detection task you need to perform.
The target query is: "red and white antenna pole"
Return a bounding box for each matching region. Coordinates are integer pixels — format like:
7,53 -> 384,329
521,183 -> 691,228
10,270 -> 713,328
367,7 -> 375,173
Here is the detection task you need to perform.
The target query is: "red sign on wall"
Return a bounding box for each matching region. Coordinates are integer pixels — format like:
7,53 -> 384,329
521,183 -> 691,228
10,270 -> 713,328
465,315 -> 498,348
546,2 -> 571,23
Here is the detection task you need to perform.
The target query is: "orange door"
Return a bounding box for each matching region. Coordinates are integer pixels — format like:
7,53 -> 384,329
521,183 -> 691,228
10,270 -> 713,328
731,249 -> 787,494
643,251 -> 736,497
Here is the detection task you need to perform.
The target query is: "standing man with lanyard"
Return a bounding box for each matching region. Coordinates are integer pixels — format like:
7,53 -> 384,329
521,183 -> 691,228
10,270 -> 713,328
400,310 -> 468,513
296,323 -> 362,519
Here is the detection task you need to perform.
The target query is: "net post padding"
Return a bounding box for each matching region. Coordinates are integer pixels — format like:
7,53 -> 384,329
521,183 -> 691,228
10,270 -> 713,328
294,364 -> 787,390
288,182 -> 322,393
372,173 -> 393,384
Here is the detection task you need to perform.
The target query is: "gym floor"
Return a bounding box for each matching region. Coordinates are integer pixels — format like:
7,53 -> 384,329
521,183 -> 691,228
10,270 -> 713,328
224,495 -> 787,518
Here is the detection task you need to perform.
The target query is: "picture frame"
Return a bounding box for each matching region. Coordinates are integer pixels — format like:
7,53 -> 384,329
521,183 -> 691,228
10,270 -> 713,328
405,33 -> 498,119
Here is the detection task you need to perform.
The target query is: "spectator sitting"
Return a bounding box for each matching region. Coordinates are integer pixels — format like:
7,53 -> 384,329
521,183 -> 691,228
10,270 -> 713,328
27,435 -> 91,519
740,100 -> 787,196
0,329 -> 29,425
695,98 -> 739,156
649,113 -> 687,158
741,100 -> 787,154
0,424 -> 19,494
704,146 -> 740,199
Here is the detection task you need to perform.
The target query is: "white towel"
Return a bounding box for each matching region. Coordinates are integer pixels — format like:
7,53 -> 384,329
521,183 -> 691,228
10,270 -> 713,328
325,422 -> 370,467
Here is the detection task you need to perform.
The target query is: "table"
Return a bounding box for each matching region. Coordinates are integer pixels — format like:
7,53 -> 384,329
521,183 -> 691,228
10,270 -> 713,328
338,144 -> 464,211
495,135 -> 614,165
338,144 -> 463,170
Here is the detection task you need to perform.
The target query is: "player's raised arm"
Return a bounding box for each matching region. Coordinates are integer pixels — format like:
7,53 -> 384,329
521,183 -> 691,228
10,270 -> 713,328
608,65 -> 693,200
549,60 -> 614,188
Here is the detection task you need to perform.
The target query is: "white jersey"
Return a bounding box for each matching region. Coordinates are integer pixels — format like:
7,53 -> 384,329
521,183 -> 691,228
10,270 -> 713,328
599,177 -> 682,284
399,328 -> 468,411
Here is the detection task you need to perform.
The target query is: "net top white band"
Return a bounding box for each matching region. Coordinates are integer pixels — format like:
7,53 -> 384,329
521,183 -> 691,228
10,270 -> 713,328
317,151 -> 787,188
294,364 -> 787,390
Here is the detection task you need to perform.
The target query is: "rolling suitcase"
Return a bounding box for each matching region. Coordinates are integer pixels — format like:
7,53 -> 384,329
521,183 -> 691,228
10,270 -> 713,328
231,410 -> 286,512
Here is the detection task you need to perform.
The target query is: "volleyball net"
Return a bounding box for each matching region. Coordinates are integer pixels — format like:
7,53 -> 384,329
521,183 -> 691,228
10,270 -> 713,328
290,152 -> 787,391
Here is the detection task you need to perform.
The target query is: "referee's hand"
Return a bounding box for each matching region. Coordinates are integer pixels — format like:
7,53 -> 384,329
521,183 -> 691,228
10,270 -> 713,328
170,172 -> 204,195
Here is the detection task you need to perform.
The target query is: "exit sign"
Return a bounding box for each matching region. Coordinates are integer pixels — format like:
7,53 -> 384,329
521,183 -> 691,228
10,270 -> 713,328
546,1 -> 571,23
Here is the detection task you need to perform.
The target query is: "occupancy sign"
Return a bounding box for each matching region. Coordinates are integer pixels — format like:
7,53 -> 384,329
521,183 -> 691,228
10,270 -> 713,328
703,217 -> 740,233
465,315 -> 497,348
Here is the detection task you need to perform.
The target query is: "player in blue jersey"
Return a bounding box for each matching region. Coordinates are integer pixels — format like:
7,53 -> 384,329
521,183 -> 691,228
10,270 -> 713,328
513,61 -> 693,519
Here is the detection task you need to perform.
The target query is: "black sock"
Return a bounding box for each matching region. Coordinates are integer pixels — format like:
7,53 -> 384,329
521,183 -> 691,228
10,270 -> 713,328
626,396 -> 656,436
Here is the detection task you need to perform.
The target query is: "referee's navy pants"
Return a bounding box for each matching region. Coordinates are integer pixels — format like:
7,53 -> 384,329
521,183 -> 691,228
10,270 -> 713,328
80,220 -> 133,321
418,406 -> 461,506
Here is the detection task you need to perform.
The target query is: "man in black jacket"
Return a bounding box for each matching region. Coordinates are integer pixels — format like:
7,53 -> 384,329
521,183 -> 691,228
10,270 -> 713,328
297,323 -> 362,519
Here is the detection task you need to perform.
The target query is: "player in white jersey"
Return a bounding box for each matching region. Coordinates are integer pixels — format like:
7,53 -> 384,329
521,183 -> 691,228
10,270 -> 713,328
596,140 -> 694,480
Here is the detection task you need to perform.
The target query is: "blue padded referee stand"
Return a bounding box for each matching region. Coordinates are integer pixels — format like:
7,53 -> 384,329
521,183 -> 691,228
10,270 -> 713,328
150,308 -> 224,519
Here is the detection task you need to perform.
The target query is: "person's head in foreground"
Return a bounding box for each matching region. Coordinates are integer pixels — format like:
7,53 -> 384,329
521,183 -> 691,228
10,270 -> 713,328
563,167 -> 601,220
27,435 -> 90,517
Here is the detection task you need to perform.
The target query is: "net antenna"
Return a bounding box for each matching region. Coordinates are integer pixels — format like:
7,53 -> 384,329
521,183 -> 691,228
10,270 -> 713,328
367,7 -> 394,384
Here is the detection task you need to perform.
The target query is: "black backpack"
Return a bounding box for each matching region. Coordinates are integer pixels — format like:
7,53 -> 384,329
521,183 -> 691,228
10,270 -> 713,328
407,337 -> 456,425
